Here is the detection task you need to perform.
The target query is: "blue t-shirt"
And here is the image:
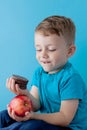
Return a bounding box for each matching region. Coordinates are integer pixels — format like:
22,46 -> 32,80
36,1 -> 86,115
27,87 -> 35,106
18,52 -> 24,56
31,62 -> 87,130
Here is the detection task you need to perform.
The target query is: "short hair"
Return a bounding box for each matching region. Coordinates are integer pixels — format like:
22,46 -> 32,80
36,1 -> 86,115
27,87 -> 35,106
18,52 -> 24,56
35,15 -> 76,44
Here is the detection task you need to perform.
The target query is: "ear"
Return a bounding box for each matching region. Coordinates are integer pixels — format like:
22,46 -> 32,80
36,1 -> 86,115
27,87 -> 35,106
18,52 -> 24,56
67,44 -> 76,57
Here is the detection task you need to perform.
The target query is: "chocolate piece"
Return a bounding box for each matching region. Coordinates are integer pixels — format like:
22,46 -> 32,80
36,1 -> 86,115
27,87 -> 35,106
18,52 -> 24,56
12,74 -> 29,89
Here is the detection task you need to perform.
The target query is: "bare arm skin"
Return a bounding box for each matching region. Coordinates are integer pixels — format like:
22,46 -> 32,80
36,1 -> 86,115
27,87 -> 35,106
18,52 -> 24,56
30,99 -> 79,126
6,77 -> 79,126
6,78 -> 41,111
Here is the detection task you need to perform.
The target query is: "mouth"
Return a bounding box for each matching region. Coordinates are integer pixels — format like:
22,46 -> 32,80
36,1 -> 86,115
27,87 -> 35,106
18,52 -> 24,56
41,61 -> 51,64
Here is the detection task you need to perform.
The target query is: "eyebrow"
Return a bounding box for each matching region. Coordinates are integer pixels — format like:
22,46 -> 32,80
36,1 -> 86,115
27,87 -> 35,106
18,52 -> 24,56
35,44 -> 40,47
35,44 -> 56,47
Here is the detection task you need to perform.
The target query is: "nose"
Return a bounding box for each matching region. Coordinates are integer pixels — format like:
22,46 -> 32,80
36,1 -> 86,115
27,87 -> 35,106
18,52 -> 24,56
41,49 -> 48,58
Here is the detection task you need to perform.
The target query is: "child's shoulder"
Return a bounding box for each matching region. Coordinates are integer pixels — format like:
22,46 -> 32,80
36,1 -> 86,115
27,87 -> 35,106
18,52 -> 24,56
34,66 -> 44,75
61,62 -> 83,82
63,62 -> 77,75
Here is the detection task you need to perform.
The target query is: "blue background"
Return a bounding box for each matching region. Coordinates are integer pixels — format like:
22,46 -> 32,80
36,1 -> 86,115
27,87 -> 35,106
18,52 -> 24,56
0,0 -> 87,111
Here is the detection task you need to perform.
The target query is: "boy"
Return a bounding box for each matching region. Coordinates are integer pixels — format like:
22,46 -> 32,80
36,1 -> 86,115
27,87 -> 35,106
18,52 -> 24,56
0,15 -> 87,130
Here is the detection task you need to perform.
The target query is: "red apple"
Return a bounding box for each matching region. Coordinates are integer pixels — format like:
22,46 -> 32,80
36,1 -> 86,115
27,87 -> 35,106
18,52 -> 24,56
9,95 -> 33,117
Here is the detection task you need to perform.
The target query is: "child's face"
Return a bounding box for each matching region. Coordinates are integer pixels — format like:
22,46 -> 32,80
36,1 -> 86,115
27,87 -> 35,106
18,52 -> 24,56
35,33 -> 73,74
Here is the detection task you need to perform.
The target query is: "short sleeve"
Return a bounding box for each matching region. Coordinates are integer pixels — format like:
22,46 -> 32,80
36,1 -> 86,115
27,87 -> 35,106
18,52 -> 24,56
31,67 -> 42,88
60,74 -> 85,100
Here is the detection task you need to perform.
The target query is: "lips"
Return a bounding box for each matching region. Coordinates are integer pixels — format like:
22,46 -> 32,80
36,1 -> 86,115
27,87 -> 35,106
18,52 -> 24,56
41,61 -> 51,64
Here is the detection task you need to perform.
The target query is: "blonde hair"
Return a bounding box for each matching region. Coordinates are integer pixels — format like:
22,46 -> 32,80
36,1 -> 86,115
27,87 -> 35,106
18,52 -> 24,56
35,15 -> 76,44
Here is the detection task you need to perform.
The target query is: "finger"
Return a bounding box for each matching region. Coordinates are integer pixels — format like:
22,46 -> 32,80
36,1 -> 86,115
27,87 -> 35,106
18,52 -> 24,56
15,84 -> 27,95
15,84 -> 20,91
11,110 -> 17,120
12,113 -> 23,122
11,78 -> 16,92
24,111 -> 32,120
7,106 -> 12,114
6,78 -> 11,89
6,78 -> 9,87
7,106 -> 18,121
7,105 -> 12,117
15,84 -> 22,95
7,104 -> 9,108
6,78 -> 13,90
11,110 -> 19,120
8,78 -> 17,94
25,111 -> 30,116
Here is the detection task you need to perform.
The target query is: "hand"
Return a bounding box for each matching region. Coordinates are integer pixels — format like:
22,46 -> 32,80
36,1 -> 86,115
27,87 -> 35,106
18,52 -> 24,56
7,105 -> 33,122
6,77 -> 29,96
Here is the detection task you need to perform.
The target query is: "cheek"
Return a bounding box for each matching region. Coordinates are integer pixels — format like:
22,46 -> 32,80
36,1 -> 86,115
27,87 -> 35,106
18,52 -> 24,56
59,52 -> 68,62
52,51 -> 67,62
36,54 -> 38,60
36,53 -> 40,60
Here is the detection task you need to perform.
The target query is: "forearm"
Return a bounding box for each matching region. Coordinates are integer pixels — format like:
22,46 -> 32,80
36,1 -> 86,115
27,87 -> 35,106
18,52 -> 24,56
28,92 -> 40,111
22,86 -> 40,112
31,112 -> 69,127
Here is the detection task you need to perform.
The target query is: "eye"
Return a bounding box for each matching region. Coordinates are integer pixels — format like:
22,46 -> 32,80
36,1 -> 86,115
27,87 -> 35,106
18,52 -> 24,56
48,48 -> 56,51
36,48 -> 42,52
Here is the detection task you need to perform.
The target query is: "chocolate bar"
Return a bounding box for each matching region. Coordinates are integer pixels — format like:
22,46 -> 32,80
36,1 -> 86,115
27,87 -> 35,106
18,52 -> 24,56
12,74 -> 29,89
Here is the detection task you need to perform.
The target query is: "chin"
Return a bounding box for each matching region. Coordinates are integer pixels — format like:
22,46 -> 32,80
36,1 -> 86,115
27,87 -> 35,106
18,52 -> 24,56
43,67 -> 60,74
43,67 -> 50,72
43,68 -> 53,74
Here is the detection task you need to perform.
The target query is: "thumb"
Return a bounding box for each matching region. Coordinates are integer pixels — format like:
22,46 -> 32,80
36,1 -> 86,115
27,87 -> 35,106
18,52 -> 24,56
25,111 -> 30,116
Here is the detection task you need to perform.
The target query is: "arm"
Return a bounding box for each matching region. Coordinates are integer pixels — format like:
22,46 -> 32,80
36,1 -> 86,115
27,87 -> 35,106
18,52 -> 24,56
8,97 -> 79,125
30,99 -> 79,126
6,77 -> 79,126
28,85 -> 41,111
6,77 -> 40,113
